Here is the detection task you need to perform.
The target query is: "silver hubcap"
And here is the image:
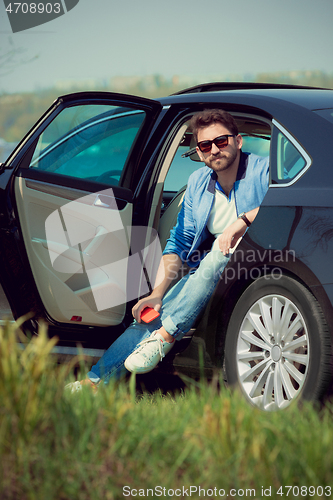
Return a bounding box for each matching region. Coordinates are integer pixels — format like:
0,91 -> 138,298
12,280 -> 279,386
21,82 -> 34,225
236,294 -> 309,411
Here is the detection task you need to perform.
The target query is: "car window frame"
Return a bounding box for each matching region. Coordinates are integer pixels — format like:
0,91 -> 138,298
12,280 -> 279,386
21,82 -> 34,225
270,119 -> 312,188
7,93 -> 162,194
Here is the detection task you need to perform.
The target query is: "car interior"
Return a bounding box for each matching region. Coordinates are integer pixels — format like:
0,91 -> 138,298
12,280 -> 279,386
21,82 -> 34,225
157,115 -> 271,248
13,107 -> 272,333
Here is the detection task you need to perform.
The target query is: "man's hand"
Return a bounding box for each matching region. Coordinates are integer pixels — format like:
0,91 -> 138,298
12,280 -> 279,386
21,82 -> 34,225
132,294 -> 163,323
217,207 -> 260,255
217,218 -> 247,255
132,253 -> 182,323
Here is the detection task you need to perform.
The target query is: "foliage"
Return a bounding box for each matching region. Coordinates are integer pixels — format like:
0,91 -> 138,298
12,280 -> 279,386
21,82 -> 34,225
1,71 -> 333,144
0,320 -> 333,499
0,90 -> 59,143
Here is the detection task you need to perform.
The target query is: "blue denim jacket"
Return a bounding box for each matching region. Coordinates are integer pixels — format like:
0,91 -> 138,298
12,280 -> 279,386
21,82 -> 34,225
163,152 -> 269,266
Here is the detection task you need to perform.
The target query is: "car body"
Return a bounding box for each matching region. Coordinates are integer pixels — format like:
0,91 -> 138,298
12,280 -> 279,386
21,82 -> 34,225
1,82 -> 333,411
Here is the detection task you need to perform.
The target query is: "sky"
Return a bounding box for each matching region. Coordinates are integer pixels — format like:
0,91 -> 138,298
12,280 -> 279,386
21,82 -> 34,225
0,0 -> 332,94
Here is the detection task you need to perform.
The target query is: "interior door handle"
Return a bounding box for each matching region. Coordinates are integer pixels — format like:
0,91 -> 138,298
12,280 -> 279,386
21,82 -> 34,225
94,195 -> 110,208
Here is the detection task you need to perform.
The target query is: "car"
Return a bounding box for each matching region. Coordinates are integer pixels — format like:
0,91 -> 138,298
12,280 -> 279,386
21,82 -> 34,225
1,82 -> 333,411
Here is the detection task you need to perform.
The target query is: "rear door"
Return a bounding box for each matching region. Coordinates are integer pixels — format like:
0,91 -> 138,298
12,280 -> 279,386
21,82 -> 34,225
7,93 -> 162,328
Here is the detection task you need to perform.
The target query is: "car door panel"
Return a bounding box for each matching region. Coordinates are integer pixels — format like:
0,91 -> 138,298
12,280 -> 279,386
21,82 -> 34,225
15,177 -> 133,325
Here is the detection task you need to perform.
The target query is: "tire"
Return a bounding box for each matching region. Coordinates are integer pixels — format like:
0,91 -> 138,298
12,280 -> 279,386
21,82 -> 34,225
224,274 -> 333,411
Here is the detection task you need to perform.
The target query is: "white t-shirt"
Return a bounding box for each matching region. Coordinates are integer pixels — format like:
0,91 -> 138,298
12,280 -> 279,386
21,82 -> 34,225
207,187 -> 239,252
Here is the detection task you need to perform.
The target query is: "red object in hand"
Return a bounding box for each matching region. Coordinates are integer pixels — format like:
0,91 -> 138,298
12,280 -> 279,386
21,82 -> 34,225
140,307 -> 160,323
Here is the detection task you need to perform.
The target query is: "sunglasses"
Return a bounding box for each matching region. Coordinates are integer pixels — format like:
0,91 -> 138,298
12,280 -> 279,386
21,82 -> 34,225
197,134 -> 236,153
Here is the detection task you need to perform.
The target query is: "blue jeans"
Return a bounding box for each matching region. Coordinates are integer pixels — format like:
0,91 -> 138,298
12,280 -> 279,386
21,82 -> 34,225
88,251 -> 229,383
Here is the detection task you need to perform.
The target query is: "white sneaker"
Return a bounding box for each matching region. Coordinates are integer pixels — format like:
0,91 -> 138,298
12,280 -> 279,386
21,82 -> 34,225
65,381 -> 82,393
65,379 -> 99,394
124,330 -> 175,374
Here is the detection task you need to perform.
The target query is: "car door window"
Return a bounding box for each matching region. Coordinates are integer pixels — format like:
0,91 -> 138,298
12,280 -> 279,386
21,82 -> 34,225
29,104 -> 146,185
276,131 -> 306,182
271,123 -> 311,185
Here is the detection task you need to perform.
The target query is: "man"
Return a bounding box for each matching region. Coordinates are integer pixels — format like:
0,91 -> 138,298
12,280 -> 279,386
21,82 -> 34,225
69,109 -> 269,389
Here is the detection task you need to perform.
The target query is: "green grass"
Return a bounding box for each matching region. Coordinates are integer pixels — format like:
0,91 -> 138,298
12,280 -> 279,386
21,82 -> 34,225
0,320 -> 333,500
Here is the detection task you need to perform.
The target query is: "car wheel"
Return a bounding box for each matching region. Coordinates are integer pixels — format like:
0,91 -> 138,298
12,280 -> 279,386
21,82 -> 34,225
224,274 -> 332,411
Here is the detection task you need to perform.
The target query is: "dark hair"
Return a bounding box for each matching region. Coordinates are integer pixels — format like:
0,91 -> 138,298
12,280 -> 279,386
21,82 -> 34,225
189,109 -> 239,142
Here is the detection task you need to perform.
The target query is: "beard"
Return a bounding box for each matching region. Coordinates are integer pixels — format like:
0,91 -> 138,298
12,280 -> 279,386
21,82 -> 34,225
204,148 -> 238,173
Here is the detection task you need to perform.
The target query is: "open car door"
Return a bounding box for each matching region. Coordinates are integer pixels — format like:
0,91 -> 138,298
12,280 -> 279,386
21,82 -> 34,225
3,92 -> 162,338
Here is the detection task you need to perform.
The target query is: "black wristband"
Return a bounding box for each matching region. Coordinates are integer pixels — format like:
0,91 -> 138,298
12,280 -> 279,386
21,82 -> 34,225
238,212 -> 251,227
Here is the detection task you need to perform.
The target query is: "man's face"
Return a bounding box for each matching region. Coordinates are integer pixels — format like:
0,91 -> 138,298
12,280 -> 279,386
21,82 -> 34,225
196,123 -> 242,173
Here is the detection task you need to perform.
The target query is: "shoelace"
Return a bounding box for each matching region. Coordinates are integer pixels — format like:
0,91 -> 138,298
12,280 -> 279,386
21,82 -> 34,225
137,335 -> 167,360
